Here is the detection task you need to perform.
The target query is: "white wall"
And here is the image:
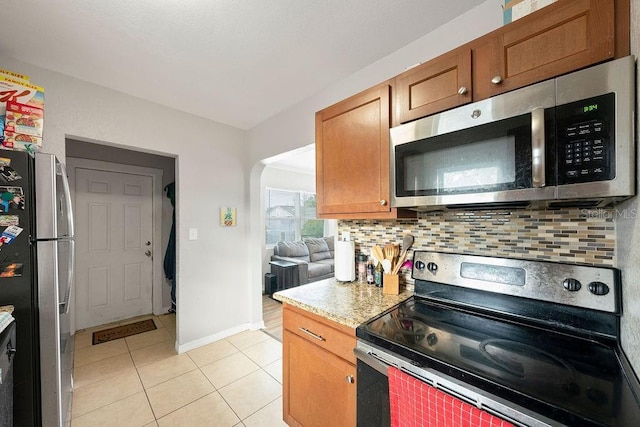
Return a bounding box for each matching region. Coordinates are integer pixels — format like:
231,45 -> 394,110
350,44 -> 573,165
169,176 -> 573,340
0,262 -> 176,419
616,1 -> 640,375
0,56 -> 252,351
245,0 -> 504,324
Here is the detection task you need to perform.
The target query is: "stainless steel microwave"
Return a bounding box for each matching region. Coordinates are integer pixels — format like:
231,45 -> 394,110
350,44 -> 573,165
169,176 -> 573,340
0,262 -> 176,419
391,55 -> 635,211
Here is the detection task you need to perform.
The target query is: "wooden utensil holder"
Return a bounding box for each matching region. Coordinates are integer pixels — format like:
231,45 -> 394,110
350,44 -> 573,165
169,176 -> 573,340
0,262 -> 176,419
383,274 -> 400,295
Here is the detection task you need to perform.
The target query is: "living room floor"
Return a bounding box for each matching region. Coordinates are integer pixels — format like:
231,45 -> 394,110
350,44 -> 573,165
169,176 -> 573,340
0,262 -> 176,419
71,307 -> 285,426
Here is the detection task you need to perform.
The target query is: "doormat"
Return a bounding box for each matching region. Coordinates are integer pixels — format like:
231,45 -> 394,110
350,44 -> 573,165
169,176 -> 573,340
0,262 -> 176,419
92,319 -> 157,345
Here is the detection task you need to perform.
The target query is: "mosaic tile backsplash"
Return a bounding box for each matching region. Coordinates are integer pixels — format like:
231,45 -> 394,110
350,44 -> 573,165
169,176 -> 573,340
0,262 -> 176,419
339,208 -> 616,289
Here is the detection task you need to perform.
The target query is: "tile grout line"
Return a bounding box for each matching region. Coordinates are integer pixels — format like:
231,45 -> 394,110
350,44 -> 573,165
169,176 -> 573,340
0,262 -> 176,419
72,315 -> 282,425
212,336 -> 283,424
132,349 -> 159,423
142,315 -> 179,423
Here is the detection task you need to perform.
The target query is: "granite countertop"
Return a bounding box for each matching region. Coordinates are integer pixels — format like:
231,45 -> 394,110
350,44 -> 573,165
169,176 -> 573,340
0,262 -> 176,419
273,278 -> 413,329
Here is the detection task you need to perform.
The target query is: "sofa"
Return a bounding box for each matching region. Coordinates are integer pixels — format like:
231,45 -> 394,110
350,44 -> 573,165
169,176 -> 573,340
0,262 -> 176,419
271,236 -> 334,285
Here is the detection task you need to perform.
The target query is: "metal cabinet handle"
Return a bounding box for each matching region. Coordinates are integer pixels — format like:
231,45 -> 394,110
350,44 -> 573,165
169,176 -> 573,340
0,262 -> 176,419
346,375 -> 355,384
380,199 -> 387,206
457,86 -> 468,95
298,327 -> 325,341
491,76 -> 503,85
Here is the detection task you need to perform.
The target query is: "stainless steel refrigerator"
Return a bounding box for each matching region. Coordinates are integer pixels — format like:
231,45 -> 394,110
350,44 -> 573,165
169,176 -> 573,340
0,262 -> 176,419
0,151 -> 74,426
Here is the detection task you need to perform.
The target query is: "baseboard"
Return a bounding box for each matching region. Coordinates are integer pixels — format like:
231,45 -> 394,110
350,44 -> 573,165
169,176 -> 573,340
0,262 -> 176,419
156,305 -> 173,316
177,323 -> 252,353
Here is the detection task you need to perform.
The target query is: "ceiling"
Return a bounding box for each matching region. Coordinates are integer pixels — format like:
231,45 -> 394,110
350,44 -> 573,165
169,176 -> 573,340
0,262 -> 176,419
0,0 -> 485,130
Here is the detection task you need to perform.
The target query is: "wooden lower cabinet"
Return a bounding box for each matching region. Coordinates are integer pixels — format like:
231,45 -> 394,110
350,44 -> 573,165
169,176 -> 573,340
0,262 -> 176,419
282,304 -> 356,427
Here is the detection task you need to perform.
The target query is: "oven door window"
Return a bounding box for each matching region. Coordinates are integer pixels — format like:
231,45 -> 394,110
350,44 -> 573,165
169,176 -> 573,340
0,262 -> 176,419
395,114 -> 534,197
356,359 -> 390,427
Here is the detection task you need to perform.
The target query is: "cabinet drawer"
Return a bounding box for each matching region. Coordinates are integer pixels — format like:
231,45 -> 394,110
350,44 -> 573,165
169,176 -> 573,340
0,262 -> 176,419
284,304 -> 356,364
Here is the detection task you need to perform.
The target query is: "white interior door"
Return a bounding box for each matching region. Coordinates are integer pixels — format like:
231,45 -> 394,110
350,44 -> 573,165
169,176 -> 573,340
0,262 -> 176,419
75,168 -> 154,329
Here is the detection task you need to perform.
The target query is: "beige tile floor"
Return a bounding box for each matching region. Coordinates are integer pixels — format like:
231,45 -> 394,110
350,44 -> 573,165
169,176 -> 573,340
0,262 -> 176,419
71,313 -> 286,426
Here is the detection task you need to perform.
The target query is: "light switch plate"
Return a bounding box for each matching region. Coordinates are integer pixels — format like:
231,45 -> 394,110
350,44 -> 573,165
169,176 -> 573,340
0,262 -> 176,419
188,228 -> 198,240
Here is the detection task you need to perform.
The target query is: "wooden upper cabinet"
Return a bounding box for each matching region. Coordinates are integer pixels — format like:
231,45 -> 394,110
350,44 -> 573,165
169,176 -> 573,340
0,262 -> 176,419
474,0 -> 616,99
316,83 -> 413,219
395,49 -> 472,124
314,0 -> 628,218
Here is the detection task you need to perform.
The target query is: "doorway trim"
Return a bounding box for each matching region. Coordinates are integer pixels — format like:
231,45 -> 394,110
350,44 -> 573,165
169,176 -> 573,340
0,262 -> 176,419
66,157 -> 164,332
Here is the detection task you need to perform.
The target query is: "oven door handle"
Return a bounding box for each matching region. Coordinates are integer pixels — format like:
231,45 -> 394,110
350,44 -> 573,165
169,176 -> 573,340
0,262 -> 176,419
354,347 -> 395,376
531,107 -> 546,188
355,343 -> 554,427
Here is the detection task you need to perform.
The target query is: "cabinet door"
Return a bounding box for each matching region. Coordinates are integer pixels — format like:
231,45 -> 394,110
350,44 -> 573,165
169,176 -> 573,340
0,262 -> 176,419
316,84 -> 392,217
283,330 -> 356,427
396,49 -> 472,123
475,0 -> 615,99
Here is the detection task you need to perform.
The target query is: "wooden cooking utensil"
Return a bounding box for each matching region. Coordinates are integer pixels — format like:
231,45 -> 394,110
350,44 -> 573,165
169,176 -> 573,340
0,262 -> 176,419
402,234 -> 414,253
382,259 -> 392,274
392,251 -> 407,275
392,234 -> 414,274
384,244 -> 394,260
372,245 -> 385,264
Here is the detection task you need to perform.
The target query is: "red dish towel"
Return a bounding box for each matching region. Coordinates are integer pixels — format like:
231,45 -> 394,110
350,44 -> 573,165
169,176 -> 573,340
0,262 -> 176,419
388,366 -> 515,427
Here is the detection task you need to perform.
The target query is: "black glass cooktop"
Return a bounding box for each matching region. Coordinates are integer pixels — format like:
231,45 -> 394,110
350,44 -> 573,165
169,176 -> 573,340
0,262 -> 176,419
357,296 -> 640,426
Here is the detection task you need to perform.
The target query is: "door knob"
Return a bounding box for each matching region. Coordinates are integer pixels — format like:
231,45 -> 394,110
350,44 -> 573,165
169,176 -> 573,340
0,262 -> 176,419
145,250 -> 152,257
145,241 -> 151,246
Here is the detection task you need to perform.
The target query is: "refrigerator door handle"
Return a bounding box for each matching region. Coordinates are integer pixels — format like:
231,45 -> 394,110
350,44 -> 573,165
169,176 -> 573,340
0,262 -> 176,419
57,160 -> 75,238
60,238 -> 75,315
57,159 -> 75,315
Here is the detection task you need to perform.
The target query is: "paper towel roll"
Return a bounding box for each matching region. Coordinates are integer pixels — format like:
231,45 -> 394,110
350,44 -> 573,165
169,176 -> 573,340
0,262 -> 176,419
335,240 -> 355,282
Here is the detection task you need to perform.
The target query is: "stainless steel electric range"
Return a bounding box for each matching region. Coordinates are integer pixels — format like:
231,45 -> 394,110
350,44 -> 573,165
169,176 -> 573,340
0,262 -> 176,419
355,251 -> 640,426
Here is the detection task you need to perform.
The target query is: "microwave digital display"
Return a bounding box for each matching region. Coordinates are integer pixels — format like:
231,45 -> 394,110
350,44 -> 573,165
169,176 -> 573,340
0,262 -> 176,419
583,104 -> 599,113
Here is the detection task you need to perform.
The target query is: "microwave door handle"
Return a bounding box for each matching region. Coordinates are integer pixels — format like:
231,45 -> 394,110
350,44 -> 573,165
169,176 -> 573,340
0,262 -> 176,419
531,107 -> 545,188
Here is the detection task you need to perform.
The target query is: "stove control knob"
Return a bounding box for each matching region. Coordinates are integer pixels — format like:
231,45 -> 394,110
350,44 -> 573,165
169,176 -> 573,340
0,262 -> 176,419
562,278 -> 582,292
588,281 -> 610,296
415,260 -> 426,271
426,262 -> 438,273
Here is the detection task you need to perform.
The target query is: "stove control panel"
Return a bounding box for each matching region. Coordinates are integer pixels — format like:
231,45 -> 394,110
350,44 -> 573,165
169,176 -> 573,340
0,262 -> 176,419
412,251 -> 620,314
